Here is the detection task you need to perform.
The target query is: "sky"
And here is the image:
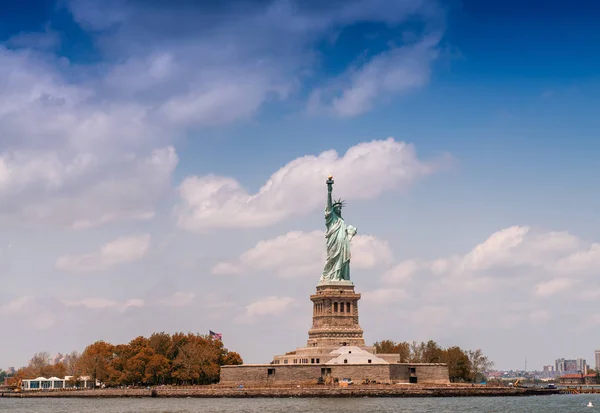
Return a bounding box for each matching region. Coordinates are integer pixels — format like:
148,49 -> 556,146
1,0 -> 600,372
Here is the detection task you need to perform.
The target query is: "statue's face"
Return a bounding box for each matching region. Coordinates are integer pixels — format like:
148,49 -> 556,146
334,205 -> 342,216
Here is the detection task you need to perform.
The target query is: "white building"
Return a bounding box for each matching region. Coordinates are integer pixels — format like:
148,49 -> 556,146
21,376 -> 97,390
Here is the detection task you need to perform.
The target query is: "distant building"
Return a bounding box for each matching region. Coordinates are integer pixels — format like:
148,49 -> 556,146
555,358 -> 587,375
595,350 -> 600,371
559,373 -> 600,385
543,365 -> 554,372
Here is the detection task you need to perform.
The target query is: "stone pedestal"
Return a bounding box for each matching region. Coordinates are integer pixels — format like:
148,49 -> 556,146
306,281 -> 365,348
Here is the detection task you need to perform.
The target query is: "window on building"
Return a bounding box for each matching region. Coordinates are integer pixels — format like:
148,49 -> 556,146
334,302 -> 338,312
349,351 -> 352,354
344,359 -> 348,364
346,302 -> 350,313
311,358 -> 315,363
316,358 -> 320,363
268,368 -> 275,376
409,367 -> 416,374
284,360 -> 288,364
368,359 -> 372,363
340,303 -> 344,313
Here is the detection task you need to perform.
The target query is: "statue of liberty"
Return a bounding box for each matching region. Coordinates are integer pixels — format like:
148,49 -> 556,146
320,176 -> 357,284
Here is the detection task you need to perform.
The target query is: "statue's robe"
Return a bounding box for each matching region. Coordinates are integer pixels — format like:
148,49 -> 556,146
320,206 -> 354,282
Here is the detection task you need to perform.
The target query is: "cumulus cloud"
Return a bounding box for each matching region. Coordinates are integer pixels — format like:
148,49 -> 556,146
0,0 -> 443,229
158,292 -> 196,307
177,138 -> 446,231
0,296 -> 35,316
55,234 -> 151,272
0,47 -> 179,228
383,226 -> 588,289
0,296 -> 55,330
61,297 -> 144,312
212,230 -> 393,277
362,288 -> 408,304
370,225 -> 600,337
308,35 -> 441,117
244,296 -> 296,319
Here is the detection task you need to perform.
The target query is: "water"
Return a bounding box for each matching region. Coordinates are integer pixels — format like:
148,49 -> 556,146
1,395 -> 599,413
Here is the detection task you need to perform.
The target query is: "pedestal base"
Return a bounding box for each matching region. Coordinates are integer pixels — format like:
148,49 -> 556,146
307,282 -> 365,348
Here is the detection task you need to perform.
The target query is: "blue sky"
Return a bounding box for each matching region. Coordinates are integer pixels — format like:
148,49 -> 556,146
1,0 -> 600,373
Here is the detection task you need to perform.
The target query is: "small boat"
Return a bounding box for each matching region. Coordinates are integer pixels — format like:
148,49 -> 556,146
587,401 -> 593,408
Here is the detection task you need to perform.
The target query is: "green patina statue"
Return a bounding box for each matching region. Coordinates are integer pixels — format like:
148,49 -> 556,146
320,175 -> 357,284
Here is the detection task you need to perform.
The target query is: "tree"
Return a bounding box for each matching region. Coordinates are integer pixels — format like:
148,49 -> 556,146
78,341 -> 115,386
222,351 -> 243,366
443,346 -> 471,382
29,352 -> 51,371
422,340 -> 444,363
373,340 -> 410,362
10,331 -> 242,386
468,349 -> 494,383
409,341 -> 425,362
145,354 -> 170,385
149,332 -> 172,358
0,370 -> 6,382
64,351 -> 80,376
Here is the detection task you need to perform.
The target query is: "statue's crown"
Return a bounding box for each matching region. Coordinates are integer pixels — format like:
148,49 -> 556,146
332,198 -> 345,207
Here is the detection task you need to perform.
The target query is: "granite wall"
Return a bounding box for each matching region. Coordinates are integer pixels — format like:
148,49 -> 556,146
220,363 -> 449,385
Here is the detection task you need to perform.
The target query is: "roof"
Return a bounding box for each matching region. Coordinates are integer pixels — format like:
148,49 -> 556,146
325,346 -> 388,365
560,374 -> 584,379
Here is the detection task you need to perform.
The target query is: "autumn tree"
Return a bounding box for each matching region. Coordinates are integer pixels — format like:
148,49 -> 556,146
443,346 -> 472,382
375,338 -> 492,382
467,349 -> 494,383
64,351 -> 80,376
374,340 -> 410,362
422,340 -> 444,363
12,331 -> 242,387
78,341 -> 115,386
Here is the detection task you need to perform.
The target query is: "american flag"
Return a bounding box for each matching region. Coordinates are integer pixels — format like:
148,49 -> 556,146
209,330 -> 222,340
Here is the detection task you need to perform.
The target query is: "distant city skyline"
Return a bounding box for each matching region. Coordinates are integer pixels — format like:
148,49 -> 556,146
2,0 -> 600,371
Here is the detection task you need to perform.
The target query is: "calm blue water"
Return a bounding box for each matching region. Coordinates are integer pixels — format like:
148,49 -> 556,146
0,395 -> 599,412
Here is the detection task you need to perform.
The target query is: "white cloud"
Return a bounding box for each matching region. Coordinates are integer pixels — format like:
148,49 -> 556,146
0,47 -> 179,229
245,296 -> 296,318
158,292 -> 195,307
366,226 -> 600,340
55,234 -> 151,272
382,259 -> 421,285
308,35 -> 441,117
534,278 -> 573,298
212,230 -> 393,278
362,288 -> 408,303
382,226 -> 590,296
0,296 -> 34,316
61,297 -> 145,312
177,138 -> 446,231
529,310 -> 550,322
0,296 -> 55,330
61,298 -> 118,309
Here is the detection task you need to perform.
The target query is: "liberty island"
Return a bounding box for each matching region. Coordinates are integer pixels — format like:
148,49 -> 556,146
220,176 -> 450,385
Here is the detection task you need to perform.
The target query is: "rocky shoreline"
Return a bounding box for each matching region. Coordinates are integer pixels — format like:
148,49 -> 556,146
0,385 -> 560,398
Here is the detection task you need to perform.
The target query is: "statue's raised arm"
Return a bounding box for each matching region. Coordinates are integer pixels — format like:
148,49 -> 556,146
326,175 -> 334,211
319,176 -> 356,285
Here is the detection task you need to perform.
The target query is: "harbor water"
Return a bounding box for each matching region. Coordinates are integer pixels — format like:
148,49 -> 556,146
1,394 -> 599,412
